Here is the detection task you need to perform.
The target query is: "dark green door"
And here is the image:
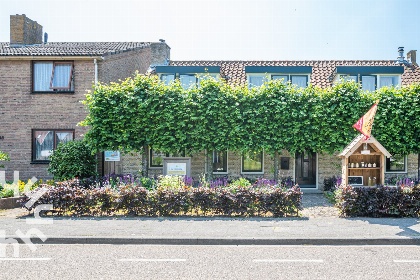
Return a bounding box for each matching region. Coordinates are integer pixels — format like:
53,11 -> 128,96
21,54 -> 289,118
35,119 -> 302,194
295,151 -> 317,188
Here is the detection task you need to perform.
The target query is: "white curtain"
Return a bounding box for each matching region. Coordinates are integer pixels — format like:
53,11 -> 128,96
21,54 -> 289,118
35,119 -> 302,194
291,76 -> 307,88
249,76 -> 264,88
34,62 -> 53,91
35,131 -> 53,160
362,76 -> 376,91
56,132 -> 73,146
161,74 -> 174,86
379,76 -> 398,89
51,63 -> 72,88
180,75 -> 197,90
272,75 -> 288,85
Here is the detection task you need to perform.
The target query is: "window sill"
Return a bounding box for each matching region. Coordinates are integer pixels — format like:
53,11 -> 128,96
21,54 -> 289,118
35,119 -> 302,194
213,172 -> 228,175
30,161 -> 50,164
149,166 -> 163,169
31,91 -> 75,94
385,171 -> 407,174
241,171 -> 264,175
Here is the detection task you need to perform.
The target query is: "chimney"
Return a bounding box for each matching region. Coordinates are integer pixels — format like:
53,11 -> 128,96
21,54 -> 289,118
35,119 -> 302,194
407,50 -> 417,66
151,39 -> 171,65
10,14 -> 43,46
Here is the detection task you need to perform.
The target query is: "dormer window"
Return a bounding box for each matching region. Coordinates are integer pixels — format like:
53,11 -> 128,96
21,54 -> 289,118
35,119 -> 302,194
33,61 -> 74,93
156,66 -> 220,89
335,66 -> 403,91
245,66 -> 312,89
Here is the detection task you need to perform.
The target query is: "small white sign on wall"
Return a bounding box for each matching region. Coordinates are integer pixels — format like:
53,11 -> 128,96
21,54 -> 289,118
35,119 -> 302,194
167,163 -> 187,176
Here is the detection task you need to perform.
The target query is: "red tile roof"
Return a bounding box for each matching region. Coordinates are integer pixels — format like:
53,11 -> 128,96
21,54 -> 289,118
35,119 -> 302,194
168,60 -> 420,88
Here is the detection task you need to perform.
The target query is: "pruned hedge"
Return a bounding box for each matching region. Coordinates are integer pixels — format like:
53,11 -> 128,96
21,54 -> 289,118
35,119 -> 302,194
21,179 -> 302,217
336,186 -> 420,217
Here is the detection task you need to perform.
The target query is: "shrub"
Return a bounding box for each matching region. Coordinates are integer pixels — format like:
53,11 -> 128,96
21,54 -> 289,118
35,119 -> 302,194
0,151 -> 9,168
336,185 -> 420,217
47,140 -> 97,180
20,179 -> 302,217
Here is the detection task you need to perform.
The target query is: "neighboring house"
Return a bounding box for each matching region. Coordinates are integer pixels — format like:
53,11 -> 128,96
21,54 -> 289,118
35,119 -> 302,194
0,14 -> 170,181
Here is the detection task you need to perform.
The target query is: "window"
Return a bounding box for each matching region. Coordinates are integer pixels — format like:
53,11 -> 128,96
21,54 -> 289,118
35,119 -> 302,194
361,75 -> 376,92
179,74 -> 197,90
161,74 -> 175,85
149,148 -> 186,168
212,150 -> 227,173
32,129 -> 74,162
386,154 -> 407,173
160,73 -> 219,88
272,75 -> 288,84
335,74 -> 358,83
33,61 -> 74,92
335,74 -> 400,91
242,151 -> 263,173
198,74 -> 219,87
248,74 -> 309,88
379,75 -> 399,88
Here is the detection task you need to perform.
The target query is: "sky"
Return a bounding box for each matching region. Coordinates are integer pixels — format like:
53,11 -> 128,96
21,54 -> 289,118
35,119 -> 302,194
0,0 -> 419,61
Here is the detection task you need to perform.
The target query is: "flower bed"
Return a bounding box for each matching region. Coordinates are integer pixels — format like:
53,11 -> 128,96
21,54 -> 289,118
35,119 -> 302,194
20,176 -> 302,217
336,185 -> 420,217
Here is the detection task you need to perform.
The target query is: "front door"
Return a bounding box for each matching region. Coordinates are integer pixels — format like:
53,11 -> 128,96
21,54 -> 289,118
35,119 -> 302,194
295,151 -> 317,188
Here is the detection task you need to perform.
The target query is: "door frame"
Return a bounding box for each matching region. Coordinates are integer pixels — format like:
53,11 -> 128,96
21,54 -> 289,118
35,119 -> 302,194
294,152 -> 319,190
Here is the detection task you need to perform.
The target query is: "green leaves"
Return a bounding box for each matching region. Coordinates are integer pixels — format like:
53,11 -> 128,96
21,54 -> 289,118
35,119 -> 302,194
0,151 -> 10,168
47,140 -> 97,180
81,75 -> 420,156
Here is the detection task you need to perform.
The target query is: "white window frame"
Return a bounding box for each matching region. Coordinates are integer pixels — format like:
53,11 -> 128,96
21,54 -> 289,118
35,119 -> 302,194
334,74 -> 401,90
160,73 -> 220,88
385,155 -> 408,174
241,150 -> 264,175
247,74 -> 311,88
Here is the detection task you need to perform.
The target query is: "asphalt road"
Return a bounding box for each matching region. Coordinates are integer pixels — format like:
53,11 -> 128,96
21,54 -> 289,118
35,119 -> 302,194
1,244 -> 420,279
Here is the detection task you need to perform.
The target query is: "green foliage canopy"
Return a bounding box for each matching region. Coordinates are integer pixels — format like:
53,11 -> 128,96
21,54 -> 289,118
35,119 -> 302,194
81,74 -> 420,156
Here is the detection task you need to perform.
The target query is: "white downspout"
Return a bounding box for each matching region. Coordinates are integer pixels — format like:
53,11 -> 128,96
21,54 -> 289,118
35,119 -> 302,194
94,58 -> 99,174
94,58 -> 98,87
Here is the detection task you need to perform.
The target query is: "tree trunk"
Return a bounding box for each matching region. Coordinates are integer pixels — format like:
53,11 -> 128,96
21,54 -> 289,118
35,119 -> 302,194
206,150 -> 213,181
273,150 -> 279,182
141,145 -> 148,177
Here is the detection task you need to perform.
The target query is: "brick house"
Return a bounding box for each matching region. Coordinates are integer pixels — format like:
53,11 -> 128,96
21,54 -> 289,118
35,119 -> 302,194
121,58 -> 420,190
0,14 -> 170,181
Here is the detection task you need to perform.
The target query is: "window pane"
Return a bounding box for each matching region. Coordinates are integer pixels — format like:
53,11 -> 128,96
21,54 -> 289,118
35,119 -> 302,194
272,75 -> 288,84
248,75 -> 264,88
56,132 -> 73,147
198,74 -> 218,87
150,149 -> 165,167
213,150 -> 227,173
161,74 -> 175,85
387,154 -> 405,172
291,76 -> 307,88
243,151 -> 263,172
34,62 -> 53,91
362,76 -> 376,91
343,75 -> 358,82
34,131 -> 53,161
180,75 -> 196,90
51,63 -> 72,89
379,76 -> 399,89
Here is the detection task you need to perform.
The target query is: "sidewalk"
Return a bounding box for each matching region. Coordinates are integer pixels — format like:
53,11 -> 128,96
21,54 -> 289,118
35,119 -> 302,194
1,194 -> 420,245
